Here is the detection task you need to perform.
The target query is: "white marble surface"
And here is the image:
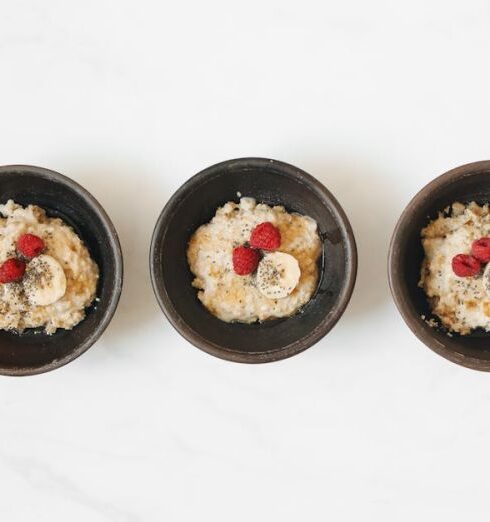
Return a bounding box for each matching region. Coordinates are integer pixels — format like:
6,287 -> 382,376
1,1 -> 490,520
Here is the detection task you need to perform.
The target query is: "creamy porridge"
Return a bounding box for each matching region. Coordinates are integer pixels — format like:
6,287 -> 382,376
187,197 -> 322,323
420,201 -> 490,334
0,200 -> 99,334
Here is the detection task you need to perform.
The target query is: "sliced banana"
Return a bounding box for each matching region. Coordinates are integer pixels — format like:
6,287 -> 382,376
23,254 -> 67,306
256,252 -> 301,299
483,263 -> 490,297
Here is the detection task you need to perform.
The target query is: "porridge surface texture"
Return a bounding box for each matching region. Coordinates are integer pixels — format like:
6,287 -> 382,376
0,200 -> 99,334
187,198 -> 322,323
420,201 -> 490,334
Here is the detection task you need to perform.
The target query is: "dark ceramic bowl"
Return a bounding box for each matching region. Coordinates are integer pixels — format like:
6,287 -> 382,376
0,165 -> 123,376
388,160 -> 490,371
150,158 -> 357,363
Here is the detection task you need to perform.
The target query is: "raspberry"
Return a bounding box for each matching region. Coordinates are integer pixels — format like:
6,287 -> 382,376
232,246 -> 260,275
471,237 -> 490,263
249,222 -> 281,250
17,233 -> 45,258
452,254 -> 481,277
0,258 -> 26,283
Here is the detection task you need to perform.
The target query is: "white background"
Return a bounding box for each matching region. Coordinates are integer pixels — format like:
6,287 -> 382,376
0,1 -> 489,520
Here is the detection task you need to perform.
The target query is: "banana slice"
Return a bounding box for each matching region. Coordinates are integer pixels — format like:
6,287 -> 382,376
256,252 -> 301,299
23,254 -> 67,306
483,263 -> 490,297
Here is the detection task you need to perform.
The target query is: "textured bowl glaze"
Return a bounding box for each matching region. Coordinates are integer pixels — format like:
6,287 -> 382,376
0,165 -> 123,376
388,160 -> 490,371
150,158 -> 357,363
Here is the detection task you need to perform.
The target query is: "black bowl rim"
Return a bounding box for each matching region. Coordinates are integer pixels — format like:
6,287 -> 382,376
0,164 -> 124,377
388,160 -> 490,371
150,157 -> 358,363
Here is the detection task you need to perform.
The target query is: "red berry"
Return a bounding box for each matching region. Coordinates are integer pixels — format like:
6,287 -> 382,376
17,233 -> 45,258
232,246 -> 260,275
0,258 -> 26,283
471,237 -> 490,263
249,222 -> 281,250
452,254 -> 481,277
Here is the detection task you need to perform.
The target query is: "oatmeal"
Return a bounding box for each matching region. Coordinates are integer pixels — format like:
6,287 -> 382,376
420,201 -> 490,334
0,200 -> 99,334
187,197 -> 322,323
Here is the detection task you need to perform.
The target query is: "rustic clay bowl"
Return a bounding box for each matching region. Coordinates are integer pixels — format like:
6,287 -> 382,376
150,158 -> 357,363
0,165 -> 123,376
388,160 -> 490,371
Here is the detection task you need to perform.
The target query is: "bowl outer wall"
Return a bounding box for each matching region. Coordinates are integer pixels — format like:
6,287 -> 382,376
0,165 -> 123,376
388,160 -> 490,371
150,158 -> 357,363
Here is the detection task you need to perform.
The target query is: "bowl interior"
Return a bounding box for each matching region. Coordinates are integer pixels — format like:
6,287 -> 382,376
152,159 -> 356,361
391,163 -> 490,368
0,166 -> 121,375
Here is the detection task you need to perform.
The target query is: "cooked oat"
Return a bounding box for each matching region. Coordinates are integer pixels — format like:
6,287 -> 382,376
0,200 -> 99,334
187,198 -> 322,323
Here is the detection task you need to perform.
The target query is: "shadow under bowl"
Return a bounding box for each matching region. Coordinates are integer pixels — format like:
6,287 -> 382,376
150,157 -> 357,363
0,165 -> 123,376
388,160 -> 490,371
